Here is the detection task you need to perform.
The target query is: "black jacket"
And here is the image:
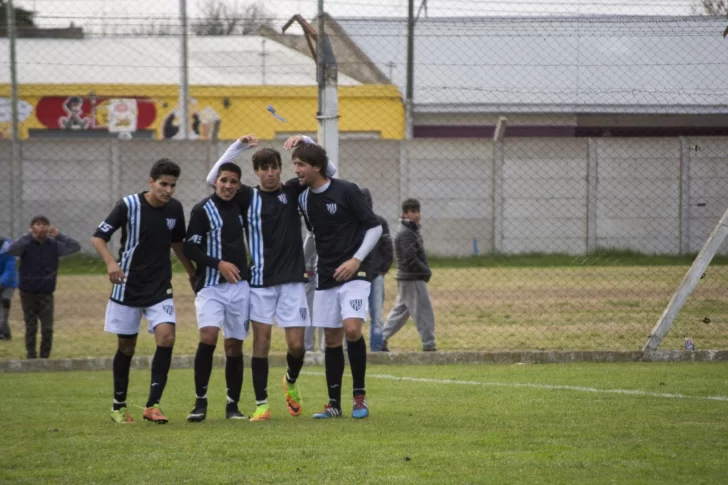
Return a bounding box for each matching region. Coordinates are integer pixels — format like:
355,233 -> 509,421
360,189 -> 393,275
394,219 -> 431,282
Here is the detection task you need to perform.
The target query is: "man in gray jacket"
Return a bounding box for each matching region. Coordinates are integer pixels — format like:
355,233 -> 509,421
381,199 -> 436,352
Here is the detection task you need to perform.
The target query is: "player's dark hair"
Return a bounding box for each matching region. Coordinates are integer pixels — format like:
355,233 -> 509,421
217,162 -> 241,179
401,198 -> 420,213
252,148 -> 281,171
30,215 -> 50,226
150,158 -> 181,181
291,143 -> 328,172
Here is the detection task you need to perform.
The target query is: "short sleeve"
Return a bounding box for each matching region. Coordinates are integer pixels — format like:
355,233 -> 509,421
172,202 -> 186,243
93,200 -> 127,241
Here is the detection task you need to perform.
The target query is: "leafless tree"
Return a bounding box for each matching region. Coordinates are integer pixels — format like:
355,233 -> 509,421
191,0 -> 273,36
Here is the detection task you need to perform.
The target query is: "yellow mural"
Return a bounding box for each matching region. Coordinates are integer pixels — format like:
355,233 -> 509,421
0,84 -> 405,141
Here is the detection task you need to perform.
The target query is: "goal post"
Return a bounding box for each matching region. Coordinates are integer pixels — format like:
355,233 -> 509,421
642,207 -> 728,358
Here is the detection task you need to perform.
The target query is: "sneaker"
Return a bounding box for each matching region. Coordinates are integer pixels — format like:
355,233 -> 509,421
248,404 -> 271,422
312,403 -> 342,419
110,407 -> 134,424
225,404 -> 246,420
380,341 -> 390,352
282,375 -> 303,416
187,399 -> 207,422
142,404 -> 169,424
423,346 -> 437,352
352,395 -> 369,419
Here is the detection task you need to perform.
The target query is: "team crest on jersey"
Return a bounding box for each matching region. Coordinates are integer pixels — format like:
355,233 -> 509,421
162,304 -> 174,315
166,218 -> 176,230
278,193 -> 288,204
299,308 -> 308,320
350,299 -> 362,311
326,203 -> 337,215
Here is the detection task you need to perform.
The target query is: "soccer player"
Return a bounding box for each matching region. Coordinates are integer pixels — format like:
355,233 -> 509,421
91,159 -> 196,424
184,160 -> 251,422
288,136 -> 382,419
203,134 -> 337,422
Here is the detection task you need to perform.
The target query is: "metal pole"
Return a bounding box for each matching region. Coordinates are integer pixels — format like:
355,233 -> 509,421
405,0 -> 414,140
261,39 -> 266,85
316,0 -> 325,144
179,0 -> 190,140
7,0 -> 21,237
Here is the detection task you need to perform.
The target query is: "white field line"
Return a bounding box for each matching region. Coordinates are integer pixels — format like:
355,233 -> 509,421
304,371 -> 728,402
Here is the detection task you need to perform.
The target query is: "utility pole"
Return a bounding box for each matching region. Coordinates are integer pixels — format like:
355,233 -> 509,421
405,0 -> 415,140
6,0 -> 22,236
179,0 -> 190,139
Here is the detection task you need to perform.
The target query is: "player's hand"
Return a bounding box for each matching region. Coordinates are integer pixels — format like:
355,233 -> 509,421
283,135 -> 305,151
107,262 -> 126,285
47,226 -> 59,237
239,134 -> 259,147
218,261 -> 241,284
334,258 -> 361,282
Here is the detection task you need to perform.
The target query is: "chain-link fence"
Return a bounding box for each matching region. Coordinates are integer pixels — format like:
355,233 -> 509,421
1,1 -> 728,359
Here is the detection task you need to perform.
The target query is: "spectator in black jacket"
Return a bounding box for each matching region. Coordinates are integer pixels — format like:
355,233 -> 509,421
381,199 -> 436,352
6,216 -> 81,358
361,188 -> 393,352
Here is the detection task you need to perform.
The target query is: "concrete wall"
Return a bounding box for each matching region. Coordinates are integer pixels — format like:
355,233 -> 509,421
2,136 -> 728,256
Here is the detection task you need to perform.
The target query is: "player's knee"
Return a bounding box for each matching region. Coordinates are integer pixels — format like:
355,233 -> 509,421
158,334 -> 175,347
224,339 -> 243,357
288,340 -> 305,357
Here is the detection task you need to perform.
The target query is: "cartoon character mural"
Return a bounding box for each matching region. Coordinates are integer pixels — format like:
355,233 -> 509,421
0,98 -> 34,139
162,99 -> 221,140
58,95 -> 95,130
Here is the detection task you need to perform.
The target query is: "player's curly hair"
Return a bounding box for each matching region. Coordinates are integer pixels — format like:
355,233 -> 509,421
291,143 -> 328,173
150,158 -> 181,180
252,148 -> 282,171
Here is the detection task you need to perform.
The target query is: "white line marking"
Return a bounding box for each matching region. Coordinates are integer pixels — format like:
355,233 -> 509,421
304,372 -> 728,402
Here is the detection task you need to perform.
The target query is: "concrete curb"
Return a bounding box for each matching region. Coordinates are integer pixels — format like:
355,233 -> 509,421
1,350 -> 727,373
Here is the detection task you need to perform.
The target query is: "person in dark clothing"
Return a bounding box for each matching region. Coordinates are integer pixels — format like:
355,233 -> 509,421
360,188 -> 393,352
381,199 -> 436,352
0,237 -> 18,340
6,216 -> 81,358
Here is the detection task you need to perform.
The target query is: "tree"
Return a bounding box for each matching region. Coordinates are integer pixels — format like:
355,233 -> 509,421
692,0 -> 728,16
0,0 -> 37,29
191,0 -> 273,36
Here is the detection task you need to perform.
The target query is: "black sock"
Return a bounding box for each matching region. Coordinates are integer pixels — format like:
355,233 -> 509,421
146,346 -> 173,408
251,356 -> 269,404
286,351 -> 305,384
225,354 -> 244,408
347,336 -> 367,397
112,350 -> 132,410
325,346 -> 345,409
194,343 -> 216,399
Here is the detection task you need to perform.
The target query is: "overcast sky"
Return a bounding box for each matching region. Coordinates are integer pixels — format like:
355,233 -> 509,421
14,0 -> 695,34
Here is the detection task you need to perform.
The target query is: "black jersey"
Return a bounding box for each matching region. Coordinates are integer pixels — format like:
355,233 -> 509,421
240,180 -> 307,288
298,178 -> 380,290
93,192 -> 186,307
184,194 -> 250,293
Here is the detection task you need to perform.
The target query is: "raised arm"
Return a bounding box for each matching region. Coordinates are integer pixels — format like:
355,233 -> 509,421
51,229 -> 82,256
205,134 -> 259,187
5,233 -> 33,257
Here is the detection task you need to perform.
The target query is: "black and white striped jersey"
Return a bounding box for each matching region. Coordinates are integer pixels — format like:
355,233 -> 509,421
93,192 -> 186,307
184,193 -> 250,293
298,179 -> 380,290
243,179 -> 307,288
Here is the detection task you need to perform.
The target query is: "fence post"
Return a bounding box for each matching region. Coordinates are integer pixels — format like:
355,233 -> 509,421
10,141 -> 22,237
399,140 -> 409,208
491,140 -> 504,253
586,138 -> 598,253
678,136 -> 691,254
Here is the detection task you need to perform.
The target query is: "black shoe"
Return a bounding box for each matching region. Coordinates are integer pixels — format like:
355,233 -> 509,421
380,341 -> 390,352
226,404 -> 246,420
187,398 -> 207,422
27,353 -> 37,359
423,346 -> 437,352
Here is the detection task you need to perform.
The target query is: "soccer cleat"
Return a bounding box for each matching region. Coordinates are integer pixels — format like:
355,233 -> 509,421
282,375 -> 303,416
352,395 -> 369,419
110,407 -> 134,424
187,399 -> 208,422
248,404 -> 271,422
312,403 -> 342,419
143,404 -> 169,424
226,404 -> 246,420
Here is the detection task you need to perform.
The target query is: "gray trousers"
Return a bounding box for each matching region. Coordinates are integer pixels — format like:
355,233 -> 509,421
20,291 -> 54,358
1,287 -> 14,339
382,280 -> 436,349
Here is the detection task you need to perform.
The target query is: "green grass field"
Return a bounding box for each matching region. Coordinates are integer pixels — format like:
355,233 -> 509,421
2,362 -> 727,484
2,252 -> 728,360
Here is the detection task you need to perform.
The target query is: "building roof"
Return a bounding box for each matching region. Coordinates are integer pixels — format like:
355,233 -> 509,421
0,35 -> 360,86
336,16 -> 728,114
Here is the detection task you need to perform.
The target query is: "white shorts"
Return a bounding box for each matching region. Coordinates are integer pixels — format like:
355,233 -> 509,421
105,298 -> 176,335
195,281 -> 250,341
250,283 -> 310,328
312,280 -> 371,328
